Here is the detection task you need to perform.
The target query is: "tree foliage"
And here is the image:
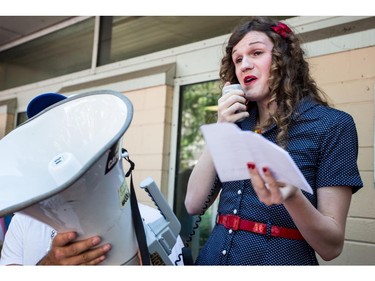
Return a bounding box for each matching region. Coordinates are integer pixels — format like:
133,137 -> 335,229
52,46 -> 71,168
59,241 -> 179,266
179,80 -> 221,170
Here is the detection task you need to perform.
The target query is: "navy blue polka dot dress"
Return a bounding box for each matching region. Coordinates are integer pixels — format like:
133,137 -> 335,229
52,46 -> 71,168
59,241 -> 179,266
195,96 -> 363,265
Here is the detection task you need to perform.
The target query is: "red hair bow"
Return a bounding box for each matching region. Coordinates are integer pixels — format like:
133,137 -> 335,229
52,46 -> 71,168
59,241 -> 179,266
271,22 -> 292,39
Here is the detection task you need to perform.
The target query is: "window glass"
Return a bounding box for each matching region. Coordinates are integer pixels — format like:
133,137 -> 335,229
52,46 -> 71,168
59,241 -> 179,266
0,98 -> 16,139
174,80 -> 221,260
0,18 -> 95,90
16,112 -> 27,126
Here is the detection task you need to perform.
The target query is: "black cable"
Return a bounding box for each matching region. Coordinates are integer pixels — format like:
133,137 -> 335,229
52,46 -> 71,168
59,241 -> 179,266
175,177 -> 219,265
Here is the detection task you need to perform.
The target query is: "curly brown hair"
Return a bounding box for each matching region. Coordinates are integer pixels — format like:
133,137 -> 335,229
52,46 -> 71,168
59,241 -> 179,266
220,16 -> 329,147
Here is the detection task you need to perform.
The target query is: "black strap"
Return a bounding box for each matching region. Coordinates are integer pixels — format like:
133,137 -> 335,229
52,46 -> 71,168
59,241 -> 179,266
123,149 -> 151,265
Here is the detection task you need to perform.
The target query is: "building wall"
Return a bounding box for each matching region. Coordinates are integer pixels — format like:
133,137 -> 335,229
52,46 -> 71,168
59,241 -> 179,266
0,19 -> 374,264
120,85 -> 174,206
121,45 -> 375,264
309,46 -> 375,265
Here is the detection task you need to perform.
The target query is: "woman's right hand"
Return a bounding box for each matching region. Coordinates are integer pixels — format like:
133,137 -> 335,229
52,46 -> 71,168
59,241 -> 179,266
217,82 -> 249,123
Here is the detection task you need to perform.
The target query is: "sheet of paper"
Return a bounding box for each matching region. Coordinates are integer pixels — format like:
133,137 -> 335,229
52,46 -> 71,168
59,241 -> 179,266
200,123 -> 313,194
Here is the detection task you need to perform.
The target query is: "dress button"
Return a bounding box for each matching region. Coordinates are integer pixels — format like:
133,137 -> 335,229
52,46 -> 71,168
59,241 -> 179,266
222,250 -> 227,255
233,209 -> 237,214
229,229 -> 233,234
237,190 -> 242,195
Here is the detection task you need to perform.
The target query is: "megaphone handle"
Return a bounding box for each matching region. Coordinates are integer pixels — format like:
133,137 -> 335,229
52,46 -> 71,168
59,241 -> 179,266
139,177 -> 180,235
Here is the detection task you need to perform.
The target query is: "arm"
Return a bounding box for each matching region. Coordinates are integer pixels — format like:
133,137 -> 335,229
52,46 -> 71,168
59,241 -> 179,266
283,185 -> 351,261
185,147 -> 220,215
248,164 -> 352,261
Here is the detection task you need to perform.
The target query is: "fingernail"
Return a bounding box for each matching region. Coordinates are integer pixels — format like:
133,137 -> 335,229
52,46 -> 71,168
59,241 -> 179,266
103,244 -> 111,251
262,167 -> 268,173
68,232 -> 77,240
92,236 -> 101,245
247,162 -> 255,169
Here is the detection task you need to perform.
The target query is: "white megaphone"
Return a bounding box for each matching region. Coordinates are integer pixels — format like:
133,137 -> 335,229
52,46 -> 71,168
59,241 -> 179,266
0,90 -> 181,265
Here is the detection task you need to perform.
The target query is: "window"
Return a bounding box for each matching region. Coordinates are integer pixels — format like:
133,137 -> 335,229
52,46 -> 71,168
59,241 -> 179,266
0,98 -> 16,139
173,80 -> 221,260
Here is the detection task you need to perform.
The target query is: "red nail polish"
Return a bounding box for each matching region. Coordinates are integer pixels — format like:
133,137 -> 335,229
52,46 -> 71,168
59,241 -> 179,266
262,167 -> 268,173
247,163 -> 255,169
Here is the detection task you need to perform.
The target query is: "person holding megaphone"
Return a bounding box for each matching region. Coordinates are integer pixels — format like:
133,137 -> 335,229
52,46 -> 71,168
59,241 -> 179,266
0,93 -> 184,266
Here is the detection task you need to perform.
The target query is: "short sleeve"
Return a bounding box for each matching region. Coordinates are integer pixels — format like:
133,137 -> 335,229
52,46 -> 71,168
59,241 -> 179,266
0,214 -> 25,265
316,112 -> 363,193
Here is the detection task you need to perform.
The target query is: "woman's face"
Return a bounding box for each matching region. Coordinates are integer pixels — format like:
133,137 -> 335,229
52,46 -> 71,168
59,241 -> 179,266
232,31 -> 274,103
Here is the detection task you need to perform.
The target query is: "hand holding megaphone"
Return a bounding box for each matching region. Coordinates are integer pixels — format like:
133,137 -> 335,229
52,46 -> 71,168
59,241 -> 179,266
37,231 -> 111,265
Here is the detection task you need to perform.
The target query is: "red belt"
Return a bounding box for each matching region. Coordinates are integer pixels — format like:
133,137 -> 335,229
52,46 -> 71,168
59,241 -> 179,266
216,214 -> 304,240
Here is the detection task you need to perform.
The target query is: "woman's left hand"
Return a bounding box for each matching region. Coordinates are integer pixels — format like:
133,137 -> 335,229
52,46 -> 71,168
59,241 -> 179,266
247,162 -> 299,205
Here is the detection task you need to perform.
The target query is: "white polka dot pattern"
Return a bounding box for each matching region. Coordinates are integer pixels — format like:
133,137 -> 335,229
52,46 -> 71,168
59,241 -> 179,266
195,96 -> 363,265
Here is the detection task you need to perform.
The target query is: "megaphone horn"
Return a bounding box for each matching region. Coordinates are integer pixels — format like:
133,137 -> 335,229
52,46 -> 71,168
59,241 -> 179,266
0,90 -> 140,265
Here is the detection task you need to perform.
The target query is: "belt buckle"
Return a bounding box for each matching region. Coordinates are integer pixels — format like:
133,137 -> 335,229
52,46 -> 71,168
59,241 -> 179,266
223,214 -> 240,230
271,226 -> 281,237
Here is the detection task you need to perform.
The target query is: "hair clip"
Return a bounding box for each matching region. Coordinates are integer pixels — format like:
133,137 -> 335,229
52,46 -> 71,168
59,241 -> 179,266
271,22 -> 292,39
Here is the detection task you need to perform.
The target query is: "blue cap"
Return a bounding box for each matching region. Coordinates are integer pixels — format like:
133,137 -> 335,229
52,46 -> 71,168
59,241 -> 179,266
27,93 -> 67,118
